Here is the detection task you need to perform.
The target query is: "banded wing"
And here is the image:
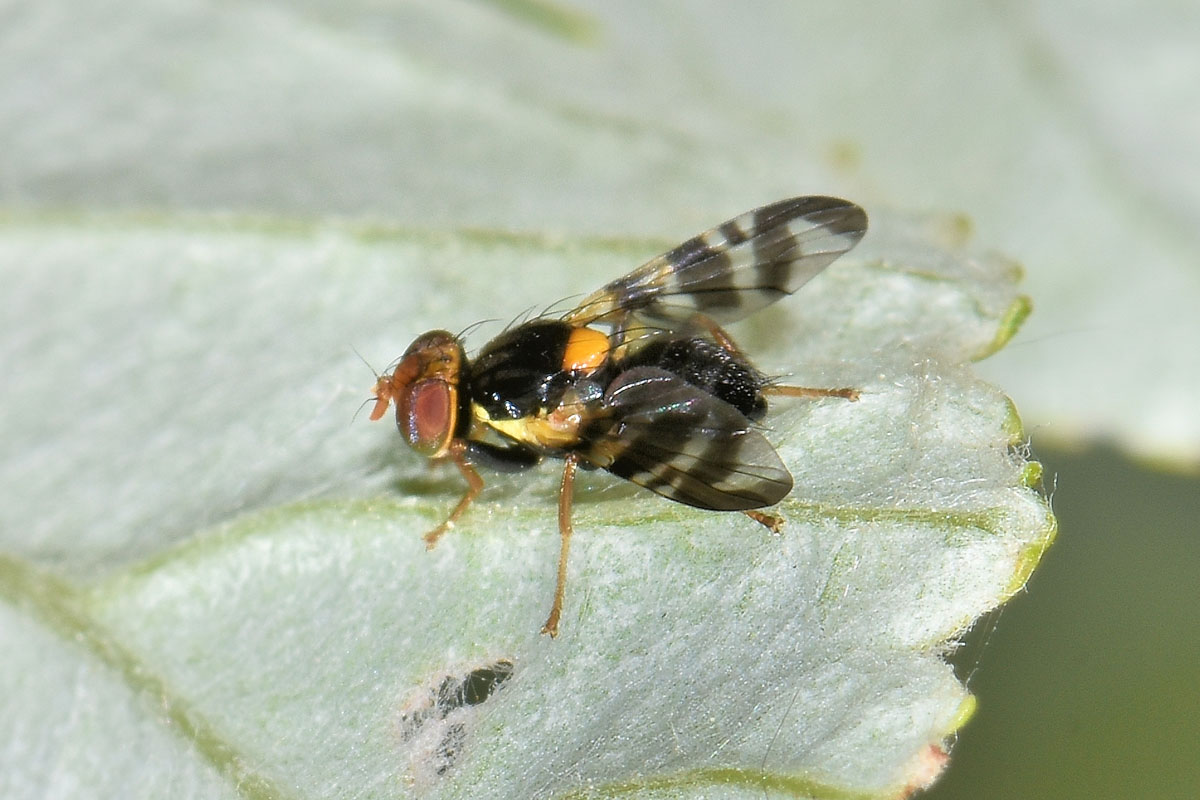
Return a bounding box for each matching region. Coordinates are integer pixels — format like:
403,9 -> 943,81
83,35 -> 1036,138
586,368 -> 793,511
566,196 -> 867,327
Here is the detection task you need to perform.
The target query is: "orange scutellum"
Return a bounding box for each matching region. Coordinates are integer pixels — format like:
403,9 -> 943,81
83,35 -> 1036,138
562,326 -> 610,373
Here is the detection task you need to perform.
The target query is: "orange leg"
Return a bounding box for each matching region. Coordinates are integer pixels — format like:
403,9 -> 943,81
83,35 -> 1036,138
742,509 -> 785,533
422,440 -> 485,549
688,312 -> 746,357
764,384 -> 860,401
690,312 -> 861,402
755,384 -> 855,533
541,453 -> 580,637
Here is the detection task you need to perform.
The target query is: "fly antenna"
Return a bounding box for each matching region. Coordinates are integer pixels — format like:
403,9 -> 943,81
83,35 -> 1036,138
351,345 -> 382,380
350,345 -> 392,425
350,395 -> 378,426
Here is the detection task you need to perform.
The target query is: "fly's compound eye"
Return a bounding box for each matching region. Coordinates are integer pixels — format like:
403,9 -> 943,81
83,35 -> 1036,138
372,329 -> 465,458
402,378 -> 458,457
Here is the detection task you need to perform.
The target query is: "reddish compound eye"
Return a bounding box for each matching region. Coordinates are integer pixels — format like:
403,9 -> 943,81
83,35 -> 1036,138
404,379 -> 456,457
367,330 -> 463,459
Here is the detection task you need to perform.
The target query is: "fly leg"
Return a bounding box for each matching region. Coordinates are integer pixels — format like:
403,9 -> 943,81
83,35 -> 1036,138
688,312 -> 748,358
763,384 -> 859,401
691,312 -> 860,401
742,509 -> 785,532
423,440 -> 484,549
541,453 -> 580,637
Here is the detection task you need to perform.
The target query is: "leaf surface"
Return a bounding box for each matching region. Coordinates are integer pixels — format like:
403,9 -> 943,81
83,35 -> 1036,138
1,215 -> 1051,798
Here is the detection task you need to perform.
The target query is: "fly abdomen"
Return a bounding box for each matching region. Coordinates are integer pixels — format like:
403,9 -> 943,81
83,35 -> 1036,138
621,337 -> 768,420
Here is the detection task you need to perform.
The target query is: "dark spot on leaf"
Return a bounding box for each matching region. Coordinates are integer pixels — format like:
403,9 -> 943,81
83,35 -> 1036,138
396,658 -> 516,784
458,660 -> 515,706
434,722 -> 467,776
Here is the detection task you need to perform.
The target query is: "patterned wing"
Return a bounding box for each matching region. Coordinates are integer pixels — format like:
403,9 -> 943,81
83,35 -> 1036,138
566,196 -> 867,327
585,368 -> 793,511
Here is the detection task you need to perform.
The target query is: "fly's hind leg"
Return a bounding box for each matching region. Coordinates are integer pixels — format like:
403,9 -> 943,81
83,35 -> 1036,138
764,384 -> 859,401
541,453 -> 580,637
690,312 -> 860,401
688,312 -> 748,358
743,509 -> 785,532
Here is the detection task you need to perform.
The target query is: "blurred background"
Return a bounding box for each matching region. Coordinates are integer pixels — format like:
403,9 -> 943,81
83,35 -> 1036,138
931,445 -> 1200,799
3,1 -> 1198,797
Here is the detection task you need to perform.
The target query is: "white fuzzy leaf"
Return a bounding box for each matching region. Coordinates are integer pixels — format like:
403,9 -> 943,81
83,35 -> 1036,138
1,215 -> 1050,798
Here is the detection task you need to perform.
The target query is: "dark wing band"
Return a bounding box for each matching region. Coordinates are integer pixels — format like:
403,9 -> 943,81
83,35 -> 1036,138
566,196 -> 867,327
585,368 -> 793,511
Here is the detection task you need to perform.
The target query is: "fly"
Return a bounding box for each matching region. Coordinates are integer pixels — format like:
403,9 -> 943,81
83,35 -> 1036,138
370,196 -> 868,636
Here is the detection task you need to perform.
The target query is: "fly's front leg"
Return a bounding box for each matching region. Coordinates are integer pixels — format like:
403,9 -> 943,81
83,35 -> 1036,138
423,440 -> 484,549
423,438 -> 538,547
541,453 -> 580,637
